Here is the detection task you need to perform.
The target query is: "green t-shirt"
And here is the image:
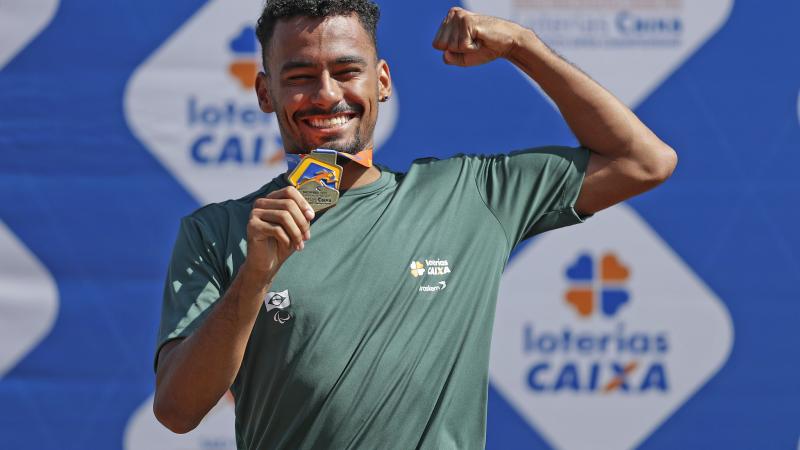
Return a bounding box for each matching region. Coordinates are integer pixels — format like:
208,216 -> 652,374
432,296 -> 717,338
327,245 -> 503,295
158,146 -> 590,449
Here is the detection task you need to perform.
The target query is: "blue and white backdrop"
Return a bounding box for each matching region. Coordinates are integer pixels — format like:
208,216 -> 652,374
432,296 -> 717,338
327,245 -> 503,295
1,0 -> 798,449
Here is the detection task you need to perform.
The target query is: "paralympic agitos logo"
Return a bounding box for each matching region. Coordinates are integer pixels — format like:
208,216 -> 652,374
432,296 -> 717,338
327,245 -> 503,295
523,251 -> 670,394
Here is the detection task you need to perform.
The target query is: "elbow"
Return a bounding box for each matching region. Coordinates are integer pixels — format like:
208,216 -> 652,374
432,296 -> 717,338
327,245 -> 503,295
642,143 -> 678,187
153,392 -> 201,434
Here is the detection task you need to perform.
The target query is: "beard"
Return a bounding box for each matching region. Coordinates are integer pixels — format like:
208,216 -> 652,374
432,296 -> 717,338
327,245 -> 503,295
318,132 -> 364,155
281,101 -> 376,155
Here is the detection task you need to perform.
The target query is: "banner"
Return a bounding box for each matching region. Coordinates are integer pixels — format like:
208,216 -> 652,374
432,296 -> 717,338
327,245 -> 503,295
1,0 -> 798,449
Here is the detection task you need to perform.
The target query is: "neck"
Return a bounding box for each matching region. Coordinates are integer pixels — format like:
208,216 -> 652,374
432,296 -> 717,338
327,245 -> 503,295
340,161 -> 381,191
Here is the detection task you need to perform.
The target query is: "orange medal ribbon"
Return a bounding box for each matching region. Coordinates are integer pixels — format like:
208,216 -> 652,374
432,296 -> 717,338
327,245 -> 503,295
285,148 -> 373,172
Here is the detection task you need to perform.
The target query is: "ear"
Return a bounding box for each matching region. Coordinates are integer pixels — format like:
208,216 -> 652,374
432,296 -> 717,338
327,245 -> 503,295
255,72 -> 274,113
376,59 -> 392,101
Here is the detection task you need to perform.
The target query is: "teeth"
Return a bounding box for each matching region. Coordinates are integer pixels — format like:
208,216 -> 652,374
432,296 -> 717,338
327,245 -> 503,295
309,116 -> 349,128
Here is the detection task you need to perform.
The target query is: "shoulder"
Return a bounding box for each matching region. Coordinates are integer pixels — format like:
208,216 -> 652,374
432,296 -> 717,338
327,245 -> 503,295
401,147 -> 586,173
404,153 -> 492,177
404,148 -> 573,171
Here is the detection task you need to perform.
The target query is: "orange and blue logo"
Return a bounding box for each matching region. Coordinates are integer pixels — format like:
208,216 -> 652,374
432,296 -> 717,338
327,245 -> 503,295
564,252 -> 630,318
524,250 -> 669,394
228,25 -> 259,90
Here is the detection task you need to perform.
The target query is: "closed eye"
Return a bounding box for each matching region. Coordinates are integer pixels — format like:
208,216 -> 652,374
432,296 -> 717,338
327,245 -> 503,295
334,68 -> 362,80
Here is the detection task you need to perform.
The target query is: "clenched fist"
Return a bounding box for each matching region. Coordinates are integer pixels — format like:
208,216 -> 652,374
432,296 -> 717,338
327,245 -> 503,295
244,186 -> 315,282
432,7 -> 527,67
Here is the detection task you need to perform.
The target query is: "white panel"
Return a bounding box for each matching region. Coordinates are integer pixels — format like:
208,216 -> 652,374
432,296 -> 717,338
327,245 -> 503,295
489,204 -> 733,450
0,0 -> 60,69
0,221 -> 59,376
125,394 -> 236,450
462,0 -> 734,108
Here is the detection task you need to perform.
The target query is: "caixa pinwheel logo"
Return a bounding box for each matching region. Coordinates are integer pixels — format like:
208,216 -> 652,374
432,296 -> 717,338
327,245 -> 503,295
490,205 -> 733,450
227,26 -> 260,90
525,251 -> 670,394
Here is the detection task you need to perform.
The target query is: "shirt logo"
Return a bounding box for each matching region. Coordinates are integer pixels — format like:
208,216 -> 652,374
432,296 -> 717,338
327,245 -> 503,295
264,290 -> 292,325
409,261 -> 425,277
408,259 -> 452,278
410,258 -> 452,293
265,290 -> 290,311
419,281 -> 447,293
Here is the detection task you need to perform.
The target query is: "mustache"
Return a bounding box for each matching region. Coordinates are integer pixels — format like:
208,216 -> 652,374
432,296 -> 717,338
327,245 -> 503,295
296,102 -> 363,119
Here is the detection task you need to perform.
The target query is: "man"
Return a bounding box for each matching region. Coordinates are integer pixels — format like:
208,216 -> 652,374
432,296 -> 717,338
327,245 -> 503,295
153,0 -> 677,448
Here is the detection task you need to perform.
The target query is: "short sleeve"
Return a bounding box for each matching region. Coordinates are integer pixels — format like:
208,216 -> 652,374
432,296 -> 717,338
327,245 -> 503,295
474,146 -> 591,247
155,215 -> 225,370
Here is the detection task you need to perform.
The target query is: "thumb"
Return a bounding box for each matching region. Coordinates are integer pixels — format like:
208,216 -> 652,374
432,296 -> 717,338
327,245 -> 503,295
443,50 -> 465,66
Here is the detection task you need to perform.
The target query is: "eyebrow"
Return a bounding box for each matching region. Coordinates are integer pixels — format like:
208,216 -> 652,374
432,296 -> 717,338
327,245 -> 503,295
280,59 -> 316,74
280,55 -> 369,74
333,55 -> 368,66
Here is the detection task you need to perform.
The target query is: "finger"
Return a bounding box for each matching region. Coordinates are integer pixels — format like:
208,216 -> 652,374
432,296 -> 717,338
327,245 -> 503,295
433,8 -> 457,50
458,21 -> 479,52
432,18 -> 448,50
439,21 -> 457,52
260,209 -> 305,251
446,8 -> 475,52
443,50 -> 465,66
248,217 -> 293,252
253,198 -> 311,240
266,187 -> 315,221
253,208 -> 305,251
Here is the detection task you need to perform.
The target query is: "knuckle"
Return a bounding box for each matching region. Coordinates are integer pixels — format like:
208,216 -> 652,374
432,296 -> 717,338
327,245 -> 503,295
278,210 -> 292,223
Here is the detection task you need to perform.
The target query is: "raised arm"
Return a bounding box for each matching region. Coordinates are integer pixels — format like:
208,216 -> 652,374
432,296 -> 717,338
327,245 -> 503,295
154,187 -> 313,433
432,7 -> 677,215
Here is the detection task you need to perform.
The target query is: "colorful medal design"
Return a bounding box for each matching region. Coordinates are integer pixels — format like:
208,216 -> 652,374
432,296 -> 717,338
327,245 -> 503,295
287,150 -> 343,212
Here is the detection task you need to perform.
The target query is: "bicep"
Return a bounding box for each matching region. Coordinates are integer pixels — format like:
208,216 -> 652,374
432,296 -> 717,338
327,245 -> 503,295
574,152 -> 656,215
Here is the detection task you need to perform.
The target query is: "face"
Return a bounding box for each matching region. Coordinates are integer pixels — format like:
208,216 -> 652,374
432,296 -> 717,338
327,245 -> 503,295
255,14 -> 392,155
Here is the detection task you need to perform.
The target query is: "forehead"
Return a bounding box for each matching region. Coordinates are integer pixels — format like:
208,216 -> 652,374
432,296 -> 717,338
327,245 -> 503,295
267,14 -> 375,69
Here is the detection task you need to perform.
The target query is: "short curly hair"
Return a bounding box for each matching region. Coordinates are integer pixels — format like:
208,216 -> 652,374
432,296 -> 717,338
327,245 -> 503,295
256,0 -> 381,65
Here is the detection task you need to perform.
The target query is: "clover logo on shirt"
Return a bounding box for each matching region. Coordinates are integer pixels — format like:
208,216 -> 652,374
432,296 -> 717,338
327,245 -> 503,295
409,261 -> 426,278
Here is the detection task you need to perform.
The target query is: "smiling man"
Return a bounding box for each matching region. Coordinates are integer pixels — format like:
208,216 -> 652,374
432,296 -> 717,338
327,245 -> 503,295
153,1 -> 676,449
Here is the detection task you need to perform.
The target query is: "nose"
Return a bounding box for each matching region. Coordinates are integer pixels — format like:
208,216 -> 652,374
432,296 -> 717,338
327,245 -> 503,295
311,71 -> 343,108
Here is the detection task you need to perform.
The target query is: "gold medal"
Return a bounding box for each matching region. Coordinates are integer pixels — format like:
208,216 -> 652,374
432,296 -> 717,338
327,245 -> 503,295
287,150 -> 343,212
297,182 -> 340,212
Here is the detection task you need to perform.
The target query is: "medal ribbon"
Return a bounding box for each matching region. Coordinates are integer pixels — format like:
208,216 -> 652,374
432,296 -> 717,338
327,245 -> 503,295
285,148 -> 373,173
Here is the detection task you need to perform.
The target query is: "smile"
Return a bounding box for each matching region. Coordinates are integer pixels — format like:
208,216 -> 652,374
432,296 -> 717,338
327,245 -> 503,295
303,114 -> 355,130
